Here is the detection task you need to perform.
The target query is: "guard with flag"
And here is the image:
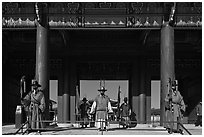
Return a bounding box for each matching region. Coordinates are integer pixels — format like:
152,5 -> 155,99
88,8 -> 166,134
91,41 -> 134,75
79,97 -> 90,128
165,79 -> 186,134
120,97 -> 131,128
21,80 -> 45,130
165,78 -> 173,133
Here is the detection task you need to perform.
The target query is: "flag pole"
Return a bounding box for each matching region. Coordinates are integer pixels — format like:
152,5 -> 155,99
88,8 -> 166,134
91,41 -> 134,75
117,86 -> 121,121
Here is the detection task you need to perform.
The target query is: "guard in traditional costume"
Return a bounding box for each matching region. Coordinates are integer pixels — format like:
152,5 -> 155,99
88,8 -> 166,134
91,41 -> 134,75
120,97 -> 131,128
90,86 -> 113,130
195,101 -> 202,127
22,80 -> 45,129
165,80 -> 185,134
79,97 -> 90,128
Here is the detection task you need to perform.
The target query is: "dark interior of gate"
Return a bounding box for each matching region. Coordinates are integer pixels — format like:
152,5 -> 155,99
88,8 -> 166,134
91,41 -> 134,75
3,29 -> 201,124
2,2 -> 202,124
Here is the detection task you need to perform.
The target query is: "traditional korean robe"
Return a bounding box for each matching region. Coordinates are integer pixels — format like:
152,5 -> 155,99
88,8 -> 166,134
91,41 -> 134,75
90,94 -> 113,129
165,90 -> 185,133
120,102 -> 131,127
23,90 -> 45,129
195,102 -> 202,126
79,101 -> 90,127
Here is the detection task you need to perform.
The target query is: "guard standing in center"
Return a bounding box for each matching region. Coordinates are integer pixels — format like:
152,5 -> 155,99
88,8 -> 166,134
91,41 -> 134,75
90,86 -> 113,130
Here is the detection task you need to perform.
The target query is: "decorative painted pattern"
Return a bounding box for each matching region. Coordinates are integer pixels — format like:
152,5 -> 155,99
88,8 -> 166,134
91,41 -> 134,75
2,2 -> 202,28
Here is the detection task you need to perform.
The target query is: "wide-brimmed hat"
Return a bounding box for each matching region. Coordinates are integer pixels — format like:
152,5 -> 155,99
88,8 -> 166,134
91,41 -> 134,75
98,86 -> 107,91
82,97 -> 88,102
31,80 -> 41,87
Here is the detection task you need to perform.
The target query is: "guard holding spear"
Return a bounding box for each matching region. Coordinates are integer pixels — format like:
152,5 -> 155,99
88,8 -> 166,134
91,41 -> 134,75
21,80 -> 46,130
165,79 -> 185,134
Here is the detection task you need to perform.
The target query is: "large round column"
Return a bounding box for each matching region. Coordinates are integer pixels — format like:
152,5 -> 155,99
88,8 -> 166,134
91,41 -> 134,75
69,62 -> 77,123
63,60 -> 70,123
35,13 -> 49,120
160,23 -> 175,126
57,66 -> 64,123
130,60 -> 140,123
139,58 -> 146,124
145,68 -> 151,124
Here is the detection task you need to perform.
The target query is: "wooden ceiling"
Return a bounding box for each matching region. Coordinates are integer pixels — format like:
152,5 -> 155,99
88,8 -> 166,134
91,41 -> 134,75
2,29 -> 201,58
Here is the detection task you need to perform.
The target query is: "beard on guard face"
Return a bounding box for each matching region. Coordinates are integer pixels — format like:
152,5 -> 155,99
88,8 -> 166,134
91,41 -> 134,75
33,86 -> 38,90
100,91 -> 105,95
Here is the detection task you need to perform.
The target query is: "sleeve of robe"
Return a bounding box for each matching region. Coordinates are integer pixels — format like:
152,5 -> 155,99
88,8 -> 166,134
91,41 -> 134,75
22,92 -> 31,107
178,91 -> 186,113
38,92 -> 46,113
128,104 -> 132,116
90,101 -> 96,114
108,101 -> 113,113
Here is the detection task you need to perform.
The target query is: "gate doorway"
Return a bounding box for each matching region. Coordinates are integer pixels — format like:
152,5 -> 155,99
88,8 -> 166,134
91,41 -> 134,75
151,80 -> 160,109
80,80 -> 129,103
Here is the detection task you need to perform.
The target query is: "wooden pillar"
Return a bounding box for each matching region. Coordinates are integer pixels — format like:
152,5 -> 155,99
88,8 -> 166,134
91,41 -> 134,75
160,23 -> 175,126
130,61 -> 140,123
2,71 -> 8,123
146,66 -> 151,124
35,7 -> 49,120
69,62 -> 77,123
63,60 -> 70,123
57,66 -> 64,123
139,58 -> 146,124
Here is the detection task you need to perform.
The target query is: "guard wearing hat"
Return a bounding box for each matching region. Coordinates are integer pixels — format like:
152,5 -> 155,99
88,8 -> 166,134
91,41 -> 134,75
22,80 -> 45,129
165,80 -> 185,134
79,97 -> 90,128
120,97 -> 131,128
90,86 -> 113,130
195,101 -> 202,127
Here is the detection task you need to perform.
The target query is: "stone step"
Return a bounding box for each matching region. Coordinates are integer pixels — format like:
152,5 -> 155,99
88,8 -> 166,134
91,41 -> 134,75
2,124 -> 201,135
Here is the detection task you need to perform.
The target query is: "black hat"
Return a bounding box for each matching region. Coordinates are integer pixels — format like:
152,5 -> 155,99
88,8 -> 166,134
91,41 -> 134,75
98,86 -> 107,91
82,97 -> 87,102
31,80 -> 41,87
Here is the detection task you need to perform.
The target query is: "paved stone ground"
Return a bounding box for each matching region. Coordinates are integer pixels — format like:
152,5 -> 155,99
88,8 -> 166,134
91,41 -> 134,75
2,123 -> 202,135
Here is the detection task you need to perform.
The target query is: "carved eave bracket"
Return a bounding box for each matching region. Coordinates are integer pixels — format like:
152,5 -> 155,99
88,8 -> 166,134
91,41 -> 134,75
2,2 -> 202,29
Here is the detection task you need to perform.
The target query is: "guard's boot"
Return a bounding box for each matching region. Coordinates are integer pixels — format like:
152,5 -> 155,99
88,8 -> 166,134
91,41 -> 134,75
179,129 -> 184,135
167,128 -> 173,134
